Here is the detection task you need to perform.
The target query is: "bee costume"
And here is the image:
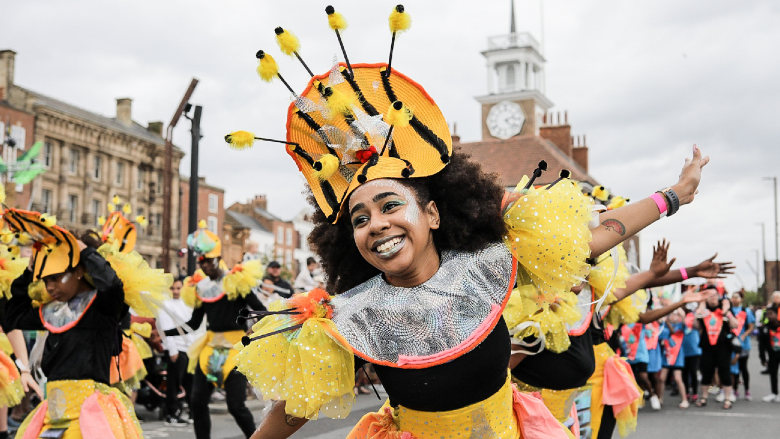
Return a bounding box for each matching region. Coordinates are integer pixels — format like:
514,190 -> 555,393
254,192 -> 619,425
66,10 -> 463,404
226,5 -> 598,438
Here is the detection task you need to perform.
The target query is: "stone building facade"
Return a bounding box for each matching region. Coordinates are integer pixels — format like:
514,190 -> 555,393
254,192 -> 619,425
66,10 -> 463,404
0,49 -> 185,269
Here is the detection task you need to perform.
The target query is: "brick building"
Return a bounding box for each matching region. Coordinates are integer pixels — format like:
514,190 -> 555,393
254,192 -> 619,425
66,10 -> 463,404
0,98 -> 35,208
179,176 -> 225,246
0,49 -> 185,269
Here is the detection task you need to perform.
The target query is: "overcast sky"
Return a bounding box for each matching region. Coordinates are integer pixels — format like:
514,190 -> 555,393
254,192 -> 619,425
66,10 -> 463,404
4,0 -> 779,293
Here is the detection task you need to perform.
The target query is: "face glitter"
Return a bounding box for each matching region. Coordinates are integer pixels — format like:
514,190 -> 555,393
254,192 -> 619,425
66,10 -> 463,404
354,179 -> 421,226
60,273 -> 71,284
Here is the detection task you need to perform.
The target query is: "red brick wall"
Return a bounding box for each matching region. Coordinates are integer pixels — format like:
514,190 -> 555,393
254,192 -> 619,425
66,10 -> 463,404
179,178 -> 224,251
539,125 -> 572,156
572,146 -> 589,173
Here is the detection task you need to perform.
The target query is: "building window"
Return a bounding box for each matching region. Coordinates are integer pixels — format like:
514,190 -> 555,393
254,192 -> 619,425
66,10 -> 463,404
41,189 -> 52,214
115,161 -> 124,186
208,194 -> 218,213
93,155 -> 102,180
9,125 -> 25,149
286,250 -> 292,267
277,226 -> 284,244
92,199 -> 101,226
286,228 -> 293,246
207,216 -> 218,234
157,172 -> 163,194
137,167 -> 145,190
69,148 -> 79,175
68,194 -> 78,223
505,64 -> 516,90
43,142 -> 53,168
155,213 -> 162,228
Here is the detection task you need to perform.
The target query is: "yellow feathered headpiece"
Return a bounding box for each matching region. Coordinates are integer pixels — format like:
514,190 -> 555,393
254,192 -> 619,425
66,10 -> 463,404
187,220 -> 221,259
3,209 -> 80,281
225,4 -> 452,223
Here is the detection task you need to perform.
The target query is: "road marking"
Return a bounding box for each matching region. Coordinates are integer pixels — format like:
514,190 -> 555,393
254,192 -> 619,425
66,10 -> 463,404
664,411 -> 775,419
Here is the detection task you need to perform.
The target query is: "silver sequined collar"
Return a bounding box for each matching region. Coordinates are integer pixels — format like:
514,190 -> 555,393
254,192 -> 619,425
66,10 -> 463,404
331,242 -> 515,368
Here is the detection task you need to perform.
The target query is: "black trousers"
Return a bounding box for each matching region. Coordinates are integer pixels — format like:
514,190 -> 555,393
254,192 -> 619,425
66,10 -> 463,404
683,355 -> 700,396
165,352 -> 192,417
191,367 -> 255,439
700,347 -> 732,387
597,404 -> 616,439
768,352 -> 780,394
733,354 -> 750,392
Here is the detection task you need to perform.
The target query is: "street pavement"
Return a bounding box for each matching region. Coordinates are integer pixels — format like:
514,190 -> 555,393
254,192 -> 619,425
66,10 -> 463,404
139,348 -> 778,438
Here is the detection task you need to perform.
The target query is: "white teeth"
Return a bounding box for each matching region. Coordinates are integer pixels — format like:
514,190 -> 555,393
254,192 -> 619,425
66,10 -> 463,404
376,237 -> 402,253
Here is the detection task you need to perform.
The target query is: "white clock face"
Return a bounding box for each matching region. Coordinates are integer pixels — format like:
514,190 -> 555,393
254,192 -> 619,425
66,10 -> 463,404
486,101 -> 525,140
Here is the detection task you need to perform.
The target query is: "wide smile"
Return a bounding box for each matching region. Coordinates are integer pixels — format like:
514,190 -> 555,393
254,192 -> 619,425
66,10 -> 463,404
372,235 -> 406,259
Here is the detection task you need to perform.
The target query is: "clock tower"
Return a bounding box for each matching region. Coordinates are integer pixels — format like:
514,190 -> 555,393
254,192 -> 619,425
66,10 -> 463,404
477,1 -> 552,140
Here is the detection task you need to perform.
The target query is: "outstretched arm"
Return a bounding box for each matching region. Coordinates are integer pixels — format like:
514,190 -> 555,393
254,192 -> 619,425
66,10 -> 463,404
645,253 -> 734,288
613,240 -> 674,302
638,289 -> 714,324
589,146 -> 709,256
250,401 -> 307,439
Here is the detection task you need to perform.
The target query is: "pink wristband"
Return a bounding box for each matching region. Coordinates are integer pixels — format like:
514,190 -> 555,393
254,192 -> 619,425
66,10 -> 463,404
680,267 -> 689,280
650,192 -> 668,217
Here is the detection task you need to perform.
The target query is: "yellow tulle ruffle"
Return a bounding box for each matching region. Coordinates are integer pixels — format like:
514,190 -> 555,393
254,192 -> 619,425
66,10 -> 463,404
129,325 -> 153,359
502,177 -> 592,353
223,260 -> 265,300
0,246 -> 28,300
505,285 -> 583,353
604,289 -> 648,327
99,242 -> 173,317
235,289 -> 355,420
588,244 -> 629,303
181,271 -> 206,308
0,350 -> 24,407
28,280 -> 53,308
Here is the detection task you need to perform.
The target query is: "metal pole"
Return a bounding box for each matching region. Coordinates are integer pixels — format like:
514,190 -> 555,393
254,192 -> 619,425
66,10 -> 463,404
774,177 -> 779,295
758,222 -> 766,301
186,105 -> 202,276
754,250 -> 760,295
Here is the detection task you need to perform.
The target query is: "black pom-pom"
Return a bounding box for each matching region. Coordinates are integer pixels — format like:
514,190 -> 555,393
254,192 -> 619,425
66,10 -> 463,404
241,336 -> 251,346
325,5 -> 335,14
313,162 -> 323,171
560,169 -> 570,178
401,169 -> 410,178
322,87 -> 333,98
538,160 -> 548,171
224,134 -> 232,143
238,308 -> 250,318
256,50 -> 266,59
625,198 -> 631,203
14,233 -> 19,238
392,101 -> 403,110
598,186 -> 604,191
274,27 -> 284,35
236,316 -> 247,326
357,174 -> 368,184
396,5 -> 405,12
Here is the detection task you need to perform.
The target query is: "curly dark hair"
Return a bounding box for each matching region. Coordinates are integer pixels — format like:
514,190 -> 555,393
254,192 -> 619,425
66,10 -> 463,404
308,148 -> 506,294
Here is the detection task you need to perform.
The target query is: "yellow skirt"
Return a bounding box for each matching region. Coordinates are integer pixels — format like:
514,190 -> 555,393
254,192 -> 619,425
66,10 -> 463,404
587,344 -> 641,439
0,349 -> 24,408
15,379 -> 142,439
110,336 -> 148,394
188,330 -> 244,387
348,376 -> 571,439
512,379 -> 581,438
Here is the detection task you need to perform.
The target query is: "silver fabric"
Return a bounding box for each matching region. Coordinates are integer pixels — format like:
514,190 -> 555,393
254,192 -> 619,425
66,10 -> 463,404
196,275 -> 224,300
41,290 -> 97,330
331,242 -> 513,365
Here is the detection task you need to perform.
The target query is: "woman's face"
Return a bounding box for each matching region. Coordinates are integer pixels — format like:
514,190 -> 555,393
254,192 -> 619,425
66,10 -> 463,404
348,179 -> 440,286
43,266 -> 85,302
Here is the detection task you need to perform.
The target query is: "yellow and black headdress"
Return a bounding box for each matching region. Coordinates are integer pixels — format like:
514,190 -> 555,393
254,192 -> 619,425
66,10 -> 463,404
98,195 -> 147,253
187,220 -> 222,259
2,209 -> 79,281
226,5 -> 452,223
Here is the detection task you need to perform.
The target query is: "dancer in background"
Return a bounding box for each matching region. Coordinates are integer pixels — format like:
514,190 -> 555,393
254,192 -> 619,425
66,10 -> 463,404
729,290 -> 755,401
696,288 -> 739,409
658,309 -> 688,408
758,305 -> 780,402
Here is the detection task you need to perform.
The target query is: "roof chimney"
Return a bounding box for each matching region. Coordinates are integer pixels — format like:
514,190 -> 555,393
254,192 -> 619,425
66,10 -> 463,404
0,50 -> 17,101
147,121 -> 163,137
116,98 -> 132,125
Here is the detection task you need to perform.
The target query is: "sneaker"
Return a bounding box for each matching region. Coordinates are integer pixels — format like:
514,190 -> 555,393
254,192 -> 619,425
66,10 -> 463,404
745,391 -> 753,401
775,395 -> 780,403
734,390 -> 740,399
679,400 -> 690,409
715,391 -> 725,403
164,416 -> 189,427
709,386 -> 721,395
650,395 -> 661,410
762,393 -> 777,402
729,392 -> 737,403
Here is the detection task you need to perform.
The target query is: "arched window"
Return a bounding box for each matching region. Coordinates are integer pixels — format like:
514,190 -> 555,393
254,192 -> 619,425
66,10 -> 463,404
505,64 -> 516,90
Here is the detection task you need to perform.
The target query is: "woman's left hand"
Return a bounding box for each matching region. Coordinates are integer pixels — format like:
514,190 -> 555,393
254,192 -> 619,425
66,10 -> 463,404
672,144 -> 710,205
21,371 -> 43,399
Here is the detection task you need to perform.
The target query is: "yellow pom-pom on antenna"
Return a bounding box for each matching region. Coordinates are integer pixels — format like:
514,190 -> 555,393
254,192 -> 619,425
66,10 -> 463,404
325,5 -> 348,31
313,154 -> 341,181
135,216 -> 148,227
0,231 -> 13,245
592,186 -> 610,202
7,245 -> 19,258
16,233 -> 32,246
39,214 -> 57,227
607,196 -> 628,210
274,27 -> 300,56
255,50 -> 279,83
389,5 -> 412,33
98,216 -> 106,226
112,195 -> 121,206
107,203 -> 116,213
385,101 -> 413,127
198,219 -> 207,229
322,85 -> 355,118
122,203 -> 132,215
224,131 -> 255,150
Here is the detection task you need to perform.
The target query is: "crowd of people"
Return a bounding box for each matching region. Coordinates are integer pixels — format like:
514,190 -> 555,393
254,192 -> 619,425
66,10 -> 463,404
0,5 -> 777,439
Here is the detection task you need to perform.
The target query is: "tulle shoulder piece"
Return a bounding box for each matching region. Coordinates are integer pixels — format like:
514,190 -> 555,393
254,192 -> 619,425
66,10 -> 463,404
234,288 -> 355,420
223,260 -> 265,301
501,175 -> 594,353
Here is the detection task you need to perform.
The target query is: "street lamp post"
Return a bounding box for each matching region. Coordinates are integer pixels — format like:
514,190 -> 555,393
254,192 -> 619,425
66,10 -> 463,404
186,105 -> 203,276
764,177 -> 779,295
757,222 -> 767,301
